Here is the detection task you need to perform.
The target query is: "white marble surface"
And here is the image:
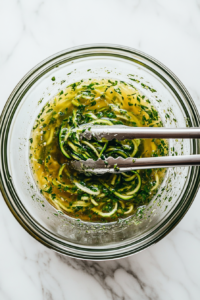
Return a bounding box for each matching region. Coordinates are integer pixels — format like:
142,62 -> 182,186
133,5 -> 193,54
1,0 -> 200,299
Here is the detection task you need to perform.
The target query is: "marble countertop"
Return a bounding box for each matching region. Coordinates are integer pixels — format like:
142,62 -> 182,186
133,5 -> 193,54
1,0 -> 200,299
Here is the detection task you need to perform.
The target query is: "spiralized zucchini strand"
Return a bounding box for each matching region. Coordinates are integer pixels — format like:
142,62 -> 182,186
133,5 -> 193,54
124,204 -> 134,214
81,140 -> 99,157
72,201 -> 90,207
131,139 -> 140,157
90,198 -> 99,206
89,119 -> 113,125
92,202 -> 118,217
126,173 -> 141,195
124,173 -> 137,182
99,181 -> 134,200
45,128 -> 54,146
74,181 -> 100,196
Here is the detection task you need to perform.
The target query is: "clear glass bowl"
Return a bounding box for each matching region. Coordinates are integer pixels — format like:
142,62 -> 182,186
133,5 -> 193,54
0,44 -> 200,260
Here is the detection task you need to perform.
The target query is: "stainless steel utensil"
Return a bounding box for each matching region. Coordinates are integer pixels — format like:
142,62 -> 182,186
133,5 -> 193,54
71,125 -> 200,174
71,155 -> 200,174
77,125 -> 200,141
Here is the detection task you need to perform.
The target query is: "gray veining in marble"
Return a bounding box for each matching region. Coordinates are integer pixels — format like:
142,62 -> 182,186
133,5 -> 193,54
0,0 -> 200,299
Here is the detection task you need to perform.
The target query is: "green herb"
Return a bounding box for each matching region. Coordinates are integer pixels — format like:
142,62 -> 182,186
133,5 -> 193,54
38,98 -> 44,104
37,159 -> 43,164
130,78 -> 140,83
91,101 -> 96,106
45,186 -> 52,194
108,80 -> 118,86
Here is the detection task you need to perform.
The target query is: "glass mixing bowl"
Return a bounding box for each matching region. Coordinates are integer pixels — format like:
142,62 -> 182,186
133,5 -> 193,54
0,44 -> 200,260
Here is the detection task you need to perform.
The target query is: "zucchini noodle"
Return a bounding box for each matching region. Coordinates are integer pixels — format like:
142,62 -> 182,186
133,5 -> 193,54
92,202 -> 118,217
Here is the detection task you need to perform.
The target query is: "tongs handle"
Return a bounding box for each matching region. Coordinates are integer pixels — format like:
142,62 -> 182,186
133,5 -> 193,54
79,125 -> 200,141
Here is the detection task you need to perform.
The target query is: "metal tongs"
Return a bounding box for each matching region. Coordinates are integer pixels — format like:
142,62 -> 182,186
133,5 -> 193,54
71,125 -> 200,174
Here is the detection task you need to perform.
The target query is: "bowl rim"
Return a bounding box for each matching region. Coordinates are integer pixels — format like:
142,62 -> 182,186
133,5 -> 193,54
1,43 -> 200,260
